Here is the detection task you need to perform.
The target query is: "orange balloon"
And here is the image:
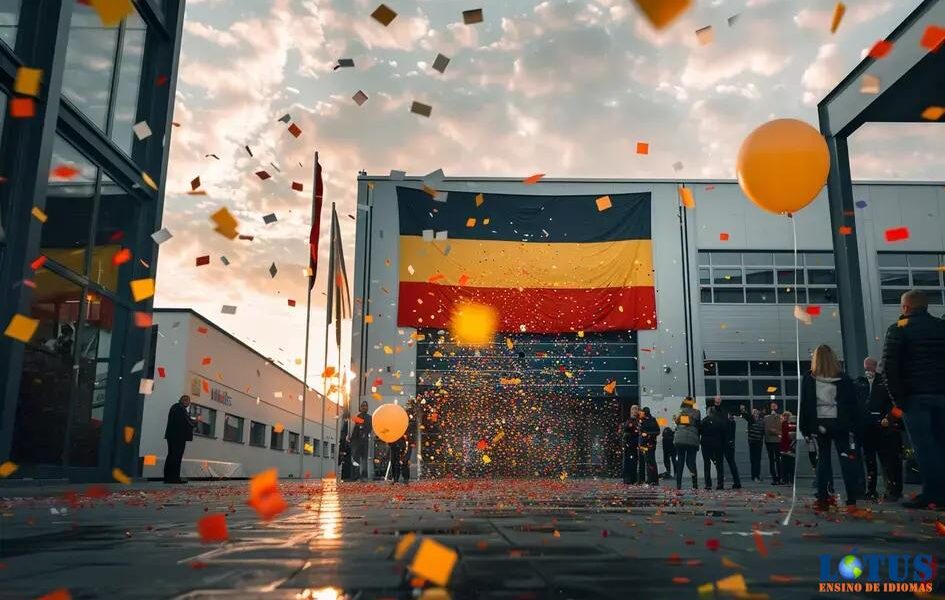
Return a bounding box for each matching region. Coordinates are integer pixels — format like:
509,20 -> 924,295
372,403 -> 409,443
736,119 -> 830,215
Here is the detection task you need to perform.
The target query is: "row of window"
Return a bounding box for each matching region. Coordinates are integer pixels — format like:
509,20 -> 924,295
188,404 -> 335,458
878,253 -> 945,305
698,251 -> 837,305
703,360 -> 810,401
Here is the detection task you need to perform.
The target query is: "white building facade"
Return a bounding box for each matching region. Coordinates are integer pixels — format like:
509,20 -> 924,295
139,309 -> 339,479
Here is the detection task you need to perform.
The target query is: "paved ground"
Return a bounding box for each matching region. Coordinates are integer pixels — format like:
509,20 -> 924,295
0,477 -> 942,599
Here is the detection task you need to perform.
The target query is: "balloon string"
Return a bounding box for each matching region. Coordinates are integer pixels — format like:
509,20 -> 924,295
783,214 -> 801,526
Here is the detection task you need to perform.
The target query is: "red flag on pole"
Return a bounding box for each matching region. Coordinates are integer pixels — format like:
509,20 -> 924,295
309,152 -> 324,291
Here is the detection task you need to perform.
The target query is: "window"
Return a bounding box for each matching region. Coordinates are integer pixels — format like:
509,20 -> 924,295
331,444 -> 336,459
699,251 -> 838,305
323,441 -> 329,457
61,2 -> 146,159
878,253 -> 945,305
313,438 -> 320,456
288,431 -> 300,454
0,0 -> 20,49
250,421 -> 266,447
303,436 -> 313,455
43,137 -> 99,277
189,404 -> 216,437
223,414 -> 244,443
270,428 -> 284,450
703,360 -> 809,413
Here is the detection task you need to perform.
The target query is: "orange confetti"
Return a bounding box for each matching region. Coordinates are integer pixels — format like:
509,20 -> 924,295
890,406 -> 903,419
9,97 -> 35,118
523,173 -> 545,185
936,521 -> 945,536
112,467 -> 131,484
635,141 -> 649,155
51,165 -> 80,179
134,312 -> 153,328
143,454 -> 157,466
721,556 -> 743,569
868,40 -> 893,59
920,24 -> 945,51
273,422 -> 284,434
0,461 -> 18,478
112,248 -> 132,266
322,366 -> 336,378
769,574 -> 795,583
830,2 -> 845,34
632,0 -> 691,30
672,577 -> 691,584
838,225 -> 853,235
197,513 -> 229,543
719,232 -> 730,241
595,196 -> 612,211
123,426 -> 135,444
603,380 -> 617,395
410,538 -> 458,587
202,356 -> 212,365
753,530 -> 768,557
36,589 -> 72,600
678,186 -> 695,209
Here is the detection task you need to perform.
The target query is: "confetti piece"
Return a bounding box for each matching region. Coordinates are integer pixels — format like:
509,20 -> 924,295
9,97 -> 35,118
838,225 -> 853,235
523,173 -> 545,185
151,227 -> 173,245
143,454 -> 157,466
706,538 -> 720,551
31,206 -> 48,223
157,367 -> 165,378
221,305 -> 237,315
90,0 -> 134,26
195,255 -> 210,267
287,123 -> 302,138
868,40 -> 893,59
52,164 -> 80,179
766,386 -> 778,393
719,232 -> 730,241
263,213 -> 278,225
269,262 -> 278,278
411,101 -> 433,117
323,366 -> 336,378
806,305 -> 822,316
292,181 -> 304,191
449,303 -> 497,347
14,67 -> 42,97
603,380 -> 617,395
142,171 -> 158,191
123,426 -> 135,444
695,26 -> 714,46
721,557 -> 743,569
830,2 -> 846,34
860,74 -> 880,94
475,193 -> 484,207
636,142 -> 649,155
197,514 -> 229,543
129,278 -> 155,302
890,406 -> 903,419
132,120 -> 152,140
769,574 -> 794,583
353,90 -> 368,106
0,461 -> 18,478
884,227 -> 909,242
678,186 -> 695,208
897,318 -> 909,327
672,577 -> 691,584
371,3 -> 397,26
935,521 -> 945,536
596,196 -> 612,211
211,207 -> 239,239
395,533 -> 418,560
364,314 -> 374,324
197,326 -> 208,334
201,356 -> 212,366
753,530 -> 768,557
273,423 -> 284,434
920,25 -> 945,51
35,589 -> 71,600
482,454 -> 491,464
632,0 -> 691,30
30,255 -> 47,270
111,248 -> 132,266
462,8 -> 484,24
4,314 -> 39,343
432,53 -> 451,74
335,58 -> 355,69
921,106 -> 945,121
255,171 -> 271,180
112,467 -> 131,484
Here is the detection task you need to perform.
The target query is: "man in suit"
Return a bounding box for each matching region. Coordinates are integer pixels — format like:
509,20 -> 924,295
349,401 -> 372,481
164,395 -> 195,483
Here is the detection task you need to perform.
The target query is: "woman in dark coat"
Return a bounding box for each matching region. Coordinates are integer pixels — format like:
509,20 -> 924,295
799,344 -> 860,510
621,405 -> 641,484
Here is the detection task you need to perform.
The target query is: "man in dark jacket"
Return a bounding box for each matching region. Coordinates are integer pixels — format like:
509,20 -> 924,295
700,407 -> 726,489
638,407 -> 660,485
338,414 -> 352,481
740,406 -> 765,481
661,425 -> 676,479
763,403 -> 782,484
349,401 -> 372,481
164,395 -> 195,484
722,410 -> 742,489
881,290 -> 945,508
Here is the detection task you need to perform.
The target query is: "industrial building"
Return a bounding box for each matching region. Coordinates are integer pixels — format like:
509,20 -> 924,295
349,176 -> 945,477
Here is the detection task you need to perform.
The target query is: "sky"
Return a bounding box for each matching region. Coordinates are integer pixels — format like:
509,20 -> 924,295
153,0 -> 944,386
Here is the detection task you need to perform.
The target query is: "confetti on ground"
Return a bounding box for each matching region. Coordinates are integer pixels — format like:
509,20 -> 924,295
112,468 -> 131,484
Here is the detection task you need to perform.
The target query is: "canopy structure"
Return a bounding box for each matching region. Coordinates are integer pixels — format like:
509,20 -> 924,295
818,0 -> 945,375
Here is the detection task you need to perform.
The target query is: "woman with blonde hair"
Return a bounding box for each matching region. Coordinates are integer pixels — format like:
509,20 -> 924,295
799,344 -> 860,510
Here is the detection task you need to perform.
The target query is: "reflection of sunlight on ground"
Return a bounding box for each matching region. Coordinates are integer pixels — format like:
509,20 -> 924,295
296,586 -> 341,600
317,477 -> 340,541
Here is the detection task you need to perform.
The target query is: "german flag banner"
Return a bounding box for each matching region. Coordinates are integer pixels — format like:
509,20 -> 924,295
396,186 -> 656,333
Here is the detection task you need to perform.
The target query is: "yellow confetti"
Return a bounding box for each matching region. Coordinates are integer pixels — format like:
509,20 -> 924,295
595,196 -> 612,211
0,461 -> 19,478
123,426 -> 135,444
14,67 -> 43,97
31,206 -> 48,223
90,0 -> 135,27
897,318 -> 909,327
678,186 -> 695,209
830,2 -> 846,34
475,193 -> 484,207
384,345 -> 393,354
4,314 -> 39,343
112,467 -> 132,484
410,538 -> 458,587
365,315 -> 374,324
142,171 -> 158,191
129,278 -> 155,302
482,454 -> 492,464
395,532 -> 417,559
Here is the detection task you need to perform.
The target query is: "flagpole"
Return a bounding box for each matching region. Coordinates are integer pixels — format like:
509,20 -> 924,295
300,276 -> 312,478
301,151 -> 323,479
320,202 -> 336,477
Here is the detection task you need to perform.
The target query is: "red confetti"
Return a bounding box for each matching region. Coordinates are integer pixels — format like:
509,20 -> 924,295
255,171 -> 271,180
108,230 -> 125,242
884,227 -> 909,242
189,561 -> 208,570
672,577 -> 690,584
291,181 -> 303,191
838,225 -> 853,235
601,529 -> 609,538
195,255 -> 210,266
134,312 -> 153,328
935,521 -> 945,536
868,40 -> 893,58
636,142 -> 649,155
921,25 -> 945,51
158,366 -> 166,378
197,326 -> 208,334
156,74 -> 169,86
476,439 -> 489,451
719,232 -> 730,241
30,255 -> 47,271
202,357 -> 212,366
705,538 -> 720,551
36,589 -> 71,600
805,305 -> 821,316
753,531 -> 769,557
288,299 -> 296,307
52,165 -> 80,179
112,248 -> 132,266
10,97 -> 35,118
523,173 -> 545,185
287,123 -> 302,138
197,514 -> 229,543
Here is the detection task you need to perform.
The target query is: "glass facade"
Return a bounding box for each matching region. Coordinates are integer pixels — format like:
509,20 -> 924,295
0,1 -> 184,481
223,413 -> 244,443
250,421 -> 267,447
698,251 -> 838,305
877,252 -> 945,305
703,360 -> 809,413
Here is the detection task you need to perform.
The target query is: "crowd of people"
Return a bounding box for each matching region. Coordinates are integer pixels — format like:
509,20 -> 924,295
619,290 -> 945,512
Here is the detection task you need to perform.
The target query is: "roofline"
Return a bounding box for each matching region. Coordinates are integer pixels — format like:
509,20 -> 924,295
357,175 -> 945,187
152,307 -> 327,399
817,0 -> 938,110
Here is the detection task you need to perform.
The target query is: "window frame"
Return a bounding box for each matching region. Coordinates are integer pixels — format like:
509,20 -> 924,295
222,412 -> 244,444
189,403 -> 217,438
877,252 -> 945,306
249,420 -> 267,448
698,250 -> 838,305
